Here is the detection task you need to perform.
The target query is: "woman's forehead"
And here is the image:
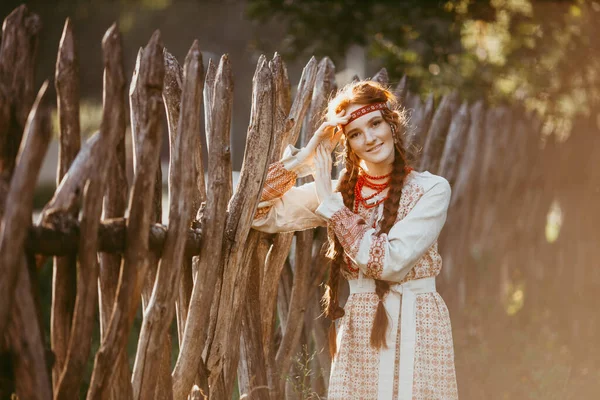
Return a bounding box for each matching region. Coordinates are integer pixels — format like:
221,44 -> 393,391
344,105 -> 383,132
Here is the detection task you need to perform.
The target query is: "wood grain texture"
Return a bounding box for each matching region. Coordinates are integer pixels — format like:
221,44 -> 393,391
132,40 -> 201,400
172,54 -> 233,400
0,81 -> 51,337
87,30 -> 164,400
95,23 -> 131,400
51,17 -> 81,389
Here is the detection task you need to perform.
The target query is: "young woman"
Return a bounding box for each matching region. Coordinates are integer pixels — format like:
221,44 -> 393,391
253,81 -> 458,400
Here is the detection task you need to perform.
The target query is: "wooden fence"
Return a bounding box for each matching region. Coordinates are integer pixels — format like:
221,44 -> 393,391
1,4 -> 599,400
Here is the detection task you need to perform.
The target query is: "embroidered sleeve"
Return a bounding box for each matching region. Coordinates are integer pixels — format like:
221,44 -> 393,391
253,206 -> 271,220
329,207 -> 370,259
351,178 -> 451,282
251,147 -> 334,232
365,234 -> 386,279
328,208 -> 387,279
260,161 -> 297,202
253,161 -> 297,221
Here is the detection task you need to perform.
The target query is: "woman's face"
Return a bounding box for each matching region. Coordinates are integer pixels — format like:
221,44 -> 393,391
343,104 -> 395,167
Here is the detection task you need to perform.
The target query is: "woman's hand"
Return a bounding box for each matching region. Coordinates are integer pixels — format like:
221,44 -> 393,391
313,143 -> 333,202
296,114 -> 349,165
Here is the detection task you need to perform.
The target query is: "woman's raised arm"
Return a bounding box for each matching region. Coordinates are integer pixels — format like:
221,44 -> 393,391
252,144 -> 343,233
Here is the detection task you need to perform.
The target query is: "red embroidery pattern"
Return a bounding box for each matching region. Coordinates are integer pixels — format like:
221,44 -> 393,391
260,161 -> 297,202
329,206 -> 369,259
391,292 -> 458,399
396,180 -> 425,221
342,102 -> 387,126
399,242 -> 443,284
328,293 -> 380,400
365,233 -> 386,279
328,293 -> 458,400
253,206 -> 270,220
254,161 -> 297,220
412,293 -> 459,399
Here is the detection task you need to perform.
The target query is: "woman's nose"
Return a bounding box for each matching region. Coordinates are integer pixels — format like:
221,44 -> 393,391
364,129 -> 376,143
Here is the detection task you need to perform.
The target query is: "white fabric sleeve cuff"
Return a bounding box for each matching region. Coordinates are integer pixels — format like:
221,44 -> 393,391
280,144 -> 315,178
315,192 -> 345,220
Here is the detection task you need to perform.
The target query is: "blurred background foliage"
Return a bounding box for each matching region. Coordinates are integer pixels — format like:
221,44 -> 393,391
2,0 -> 597,140
247,0 -> 600,139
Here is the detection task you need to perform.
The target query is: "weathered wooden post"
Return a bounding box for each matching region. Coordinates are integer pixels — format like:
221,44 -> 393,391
419,91 -> 460,173
94,22 -> 132,400
132,40 -> 202,400
0,81 -> 52,400
172,54 -> 233,400
87,30 -> 165,399
277,57 -> 337,399
206,54 -> 276,399
51,19 -> 80,389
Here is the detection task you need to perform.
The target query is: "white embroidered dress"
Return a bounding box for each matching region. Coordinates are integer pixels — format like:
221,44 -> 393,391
252,146 -> 459,400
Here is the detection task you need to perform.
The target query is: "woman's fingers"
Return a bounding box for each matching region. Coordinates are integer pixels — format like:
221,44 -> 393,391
310,116 -> 349,154
317,117 -> 349,136
329,127 -> 344,149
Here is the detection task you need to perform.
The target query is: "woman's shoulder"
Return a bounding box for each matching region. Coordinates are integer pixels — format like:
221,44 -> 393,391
406,169 -> 451,195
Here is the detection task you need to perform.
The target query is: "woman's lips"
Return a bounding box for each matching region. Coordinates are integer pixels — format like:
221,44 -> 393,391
367,143 -> 383,152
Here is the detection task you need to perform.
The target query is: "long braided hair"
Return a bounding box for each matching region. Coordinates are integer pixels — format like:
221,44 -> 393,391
322,81 -> 412,355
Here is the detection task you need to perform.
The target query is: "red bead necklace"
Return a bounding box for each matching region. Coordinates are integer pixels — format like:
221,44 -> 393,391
354,175 -> 390,211
352,166 -> 414,212
346,165 -> 414,273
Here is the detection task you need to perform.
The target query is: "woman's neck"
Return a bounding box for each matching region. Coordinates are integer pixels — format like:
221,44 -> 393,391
359,160 -> 393,177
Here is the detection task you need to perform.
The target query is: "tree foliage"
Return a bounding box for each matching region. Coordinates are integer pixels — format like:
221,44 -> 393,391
247,0 -> 600,130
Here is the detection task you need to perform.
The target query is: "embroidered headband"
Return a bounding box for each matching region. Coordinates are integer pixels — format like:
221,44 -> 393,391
342,102 -> 388,127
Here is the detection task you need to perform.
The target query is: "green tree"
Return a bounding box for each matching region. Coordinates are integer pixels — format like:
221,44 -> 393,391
248,0 -> 600,130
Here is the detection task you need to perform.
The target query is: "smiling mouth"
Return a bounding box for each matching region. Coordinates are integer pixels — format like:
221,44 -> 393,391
367,143 -> 383,153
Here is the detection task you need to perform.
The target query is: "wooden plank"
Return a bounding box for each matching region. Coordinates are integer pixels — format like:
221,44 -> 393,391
238,236 -> 270,400
206,54 -> 275,399
438,101 -> 470,185
6,256 -> 52,400
0,81 -> 51,336
27,218 -> 203,257
275,57 -> 336,397
203,58 -> 216,152
51,17 -> 81,389
419,91 -> 460,173
172,54 -> 233,400
407,92 -> 434,157
392,74 -> 408,105
86,30 -> 165,400
176,47 -> 206,342
281,57 -> 318,148
55,177 -> 106,398
372,67 -> 389,85
0,5 -> 42,177
132,40 -> 201,400
95,23 -> 131,400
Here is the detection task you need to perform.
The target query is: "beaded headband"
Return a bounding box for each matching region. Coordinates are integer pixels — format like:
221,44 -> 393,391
342,102 -> 388,127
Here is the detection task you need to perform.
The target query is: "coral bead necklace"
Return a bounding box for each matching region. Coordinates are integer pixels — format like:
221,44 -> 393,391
353,171 -> 391,212
347,166 -> 414,273
352,165 -> 415,214
354,175 -> 390,213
